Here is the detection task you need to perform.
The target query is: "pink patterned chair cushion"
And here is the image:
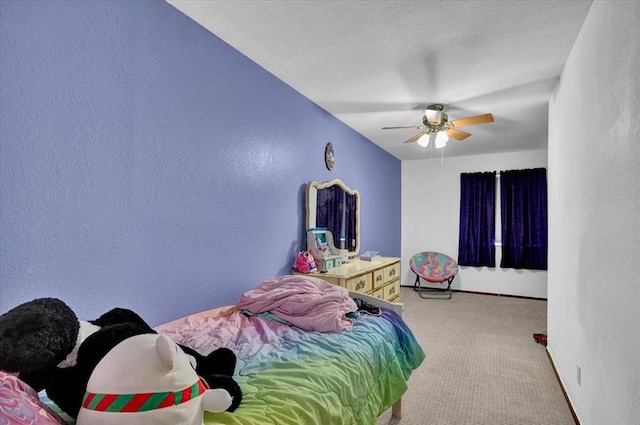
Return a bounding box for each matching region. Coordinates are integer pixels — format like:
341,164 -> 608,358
0,371 -> 67,425
409,251 -> 458,283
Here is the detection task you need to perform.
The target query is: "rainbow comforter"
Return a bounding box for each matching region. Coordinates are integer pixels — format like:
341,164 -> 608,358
156,302 -> 425,425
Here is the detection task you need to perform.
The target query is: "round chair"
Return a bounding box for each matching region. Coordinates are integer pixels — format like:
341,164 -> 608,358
410,251 -> 458,299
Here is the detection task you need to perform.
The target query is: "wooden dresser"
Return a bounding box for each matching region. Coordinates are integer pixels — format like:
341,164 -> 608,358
308,257 -> 401,303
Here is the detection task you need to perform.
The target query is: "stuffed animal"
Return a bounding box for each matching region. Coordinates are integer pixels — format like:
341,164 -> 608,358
0,298 -> 242,419
294,250 -> 317,273
0,297 -> 79,391
77,334 -> 232,425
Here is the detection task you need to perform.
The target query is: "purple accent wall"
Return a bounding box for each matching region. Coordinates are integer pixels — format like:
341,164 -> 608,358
0,1 -> 400,325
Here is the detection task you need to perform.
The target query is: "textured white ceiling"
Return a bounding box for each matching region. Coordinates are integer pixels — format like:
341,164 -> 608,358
167,0 -> 593,160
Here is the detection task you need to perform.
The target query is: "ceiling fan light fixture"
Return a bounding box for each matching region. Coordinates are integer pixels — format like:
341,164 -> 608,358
435,131 -> 449,149
382,104 -> 493,147
424,109 -> 443,125
416,133 -> 430,147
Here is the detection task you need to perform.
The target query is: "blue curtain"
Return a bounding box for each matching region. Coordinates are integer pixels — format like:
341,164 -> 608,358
458,172 -> 496,267
344,193 -> 356,251
316,185 -> 342,247
500,168 -> 547,270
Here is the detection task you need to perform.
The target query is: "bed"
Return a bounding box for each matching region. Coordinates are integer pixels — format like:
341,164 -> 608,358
3,276 -> 424,425
155,276 -> 425,425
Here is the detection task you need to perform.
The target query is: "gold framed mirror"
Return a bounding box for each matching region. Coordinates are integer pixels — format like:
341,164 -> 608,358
305,179 -> 360,257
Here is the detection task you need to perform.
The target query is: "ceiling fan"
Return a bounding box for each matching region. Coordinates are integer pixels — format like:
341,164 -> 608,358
382,104 -> 494,148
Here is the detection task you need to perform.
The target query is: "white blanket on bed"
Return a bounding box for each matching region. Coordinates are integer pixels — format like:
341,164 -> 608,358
237,275 -> 357,333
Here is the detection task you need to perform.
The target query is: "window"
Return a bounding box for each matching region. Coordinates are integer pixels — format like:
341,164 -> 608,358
458,168 -> 548,270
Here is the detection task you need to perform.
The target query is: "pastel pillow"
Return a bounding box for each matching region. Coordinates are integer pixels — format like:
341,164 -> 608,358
0,371 -> 67,425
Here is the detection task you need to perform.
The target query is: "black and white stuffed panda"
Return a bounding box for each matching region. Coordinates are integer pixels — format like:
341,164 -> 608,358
0,297 -> 242,419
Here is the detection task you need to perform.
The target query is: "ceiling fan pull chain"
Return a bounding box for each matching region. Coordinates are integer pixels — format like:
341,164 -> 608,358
440,148 -> 445,183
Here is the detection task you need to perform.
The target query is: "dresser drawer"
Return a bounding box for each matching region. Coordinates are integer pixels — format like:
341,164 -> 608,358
383,263 -> 400,283
372,288 -> 384,300
319,275 -> 342,288
383,280 -> 400,300
372,269 -> 385,289
347,273 -> 372,293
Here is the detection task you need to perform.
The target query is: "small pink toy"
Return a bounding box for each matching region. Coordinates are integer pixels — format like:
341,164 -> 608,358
294,251 -> 317,273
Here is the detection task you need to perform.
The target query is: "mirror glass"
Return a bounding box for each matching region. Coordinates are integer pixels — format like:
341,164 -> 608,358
306,179 -> 360,256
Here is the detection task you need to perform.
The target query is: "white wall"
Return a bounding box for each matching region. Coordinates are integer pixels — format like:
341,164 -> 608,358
547,2 -> 640,424
401,150 -> 548,299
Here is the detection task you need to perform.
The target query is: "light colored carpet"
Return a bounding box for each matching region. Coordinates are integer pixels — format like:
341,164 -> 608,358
376,287 -> 575,425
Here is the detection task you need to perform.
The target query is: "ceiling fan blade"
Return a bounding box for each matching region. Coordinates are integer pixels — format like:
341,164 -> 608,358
446,128 -> 472,141
382,125 -> 425,130
403,132 -> 427,144
449,113 -> 494,127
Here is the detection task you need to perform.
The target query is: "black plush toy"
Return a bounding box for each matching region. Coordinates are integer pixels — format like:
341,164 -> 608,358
0,297 -> 242,418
